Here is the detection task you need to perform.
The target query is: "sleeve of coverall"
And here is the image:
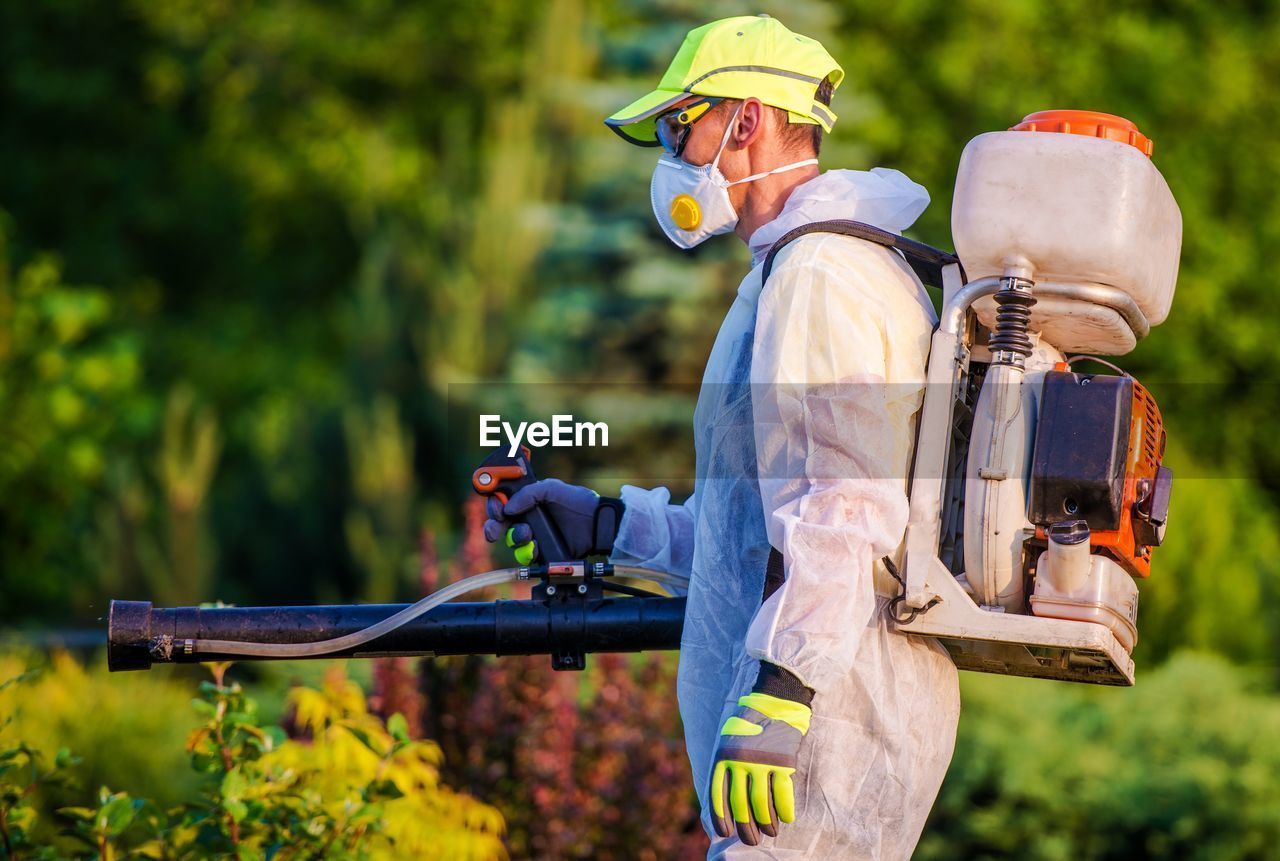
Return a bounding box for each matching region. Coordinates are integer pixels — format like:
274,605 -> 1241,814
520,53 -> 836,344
609,486 -> 696,579
743,254 -> 910,692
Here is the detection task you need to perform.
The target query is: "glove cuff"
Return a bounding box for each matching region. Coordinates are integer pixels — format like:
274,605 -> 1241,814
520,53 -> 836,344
737,692 -> 812,734
752,661 -> 815,707
592,496 -> 625,555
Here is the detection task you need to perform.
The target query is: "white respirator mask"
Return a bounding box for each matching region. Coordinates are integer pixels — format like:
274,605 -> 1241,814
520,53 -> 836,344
650,103 -> 818,250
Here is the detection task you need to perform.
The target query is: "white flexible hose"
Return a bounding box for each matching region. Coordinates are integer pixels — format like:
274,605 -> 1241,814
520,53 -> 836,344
190,565 -> 690,658
193,568 -> 521,657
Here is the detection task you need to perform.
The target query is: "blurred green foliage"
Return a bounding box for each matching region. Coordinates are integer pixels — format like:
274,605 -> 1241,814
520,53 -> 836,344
922,653 -> 1280,860
0,230 -> 147,612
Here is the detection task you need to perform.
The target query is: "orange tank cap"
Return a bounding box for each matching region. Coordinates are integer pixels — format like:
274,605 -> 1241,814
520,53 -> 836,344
1010,110 -> 1154,157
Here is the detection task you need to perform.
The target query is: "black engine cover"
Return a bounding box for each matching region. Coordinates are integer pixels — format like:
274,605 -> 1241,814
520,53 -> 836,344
1028,370 -> 1132,531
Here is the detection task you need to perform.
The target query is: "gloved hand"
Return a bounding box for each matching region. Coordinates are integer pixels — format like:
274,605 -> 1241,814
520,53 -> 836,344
482,478 -> 625,565
710,690 -> 812,846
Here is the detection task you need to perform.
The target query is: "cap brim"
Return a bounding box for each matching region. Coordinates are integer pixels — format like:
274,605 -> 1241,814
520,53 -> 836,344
604,89 -> 691,146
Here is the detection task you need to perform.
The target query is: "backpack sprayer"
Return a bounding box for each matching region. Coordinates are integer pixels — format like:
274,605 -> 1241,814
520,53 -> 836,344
888,110 -> 1179,685
108,110 -> 1179,687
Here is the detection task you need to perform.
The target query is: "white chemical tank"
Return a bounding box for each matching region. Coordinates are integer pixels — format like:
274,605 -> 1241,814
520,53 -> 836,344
952,110 -> 1183,355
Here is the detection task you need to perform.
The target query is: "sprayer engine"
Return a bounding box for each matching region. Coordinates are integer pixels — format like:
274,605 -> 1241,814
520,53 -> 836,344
1005,363 -> 1170,654
1028,365 -> 1171,579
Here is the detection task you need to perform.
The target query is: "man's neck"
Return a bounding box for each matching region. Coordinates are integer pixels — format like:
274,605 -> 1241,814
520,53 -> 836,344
734,163 -> 821,244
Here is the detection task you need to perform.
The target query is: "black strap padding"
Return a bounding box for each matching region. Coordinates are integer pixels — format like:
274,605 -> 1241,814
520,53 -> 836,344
760,219 -> 961,291
762,546 -> 786,603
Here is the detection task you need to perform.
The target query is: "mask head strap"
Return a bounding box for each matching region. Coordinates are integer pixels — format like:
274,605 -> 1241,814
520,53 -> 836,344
710,102 -> 742,172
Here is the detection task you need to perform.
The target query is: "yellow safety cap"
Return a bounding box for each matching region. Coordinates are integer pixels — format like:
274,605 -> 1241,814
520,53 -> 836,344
605,15 -> 844,146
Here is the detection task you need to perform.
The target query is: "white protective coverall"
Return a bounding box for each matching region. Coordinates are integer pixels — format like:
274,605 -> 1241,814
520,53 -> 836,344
612,168 -> 962,859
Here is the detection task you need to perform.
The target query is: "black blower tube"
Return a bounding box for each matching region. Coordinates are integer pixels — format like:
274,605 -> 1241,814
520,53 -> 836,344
107,597 -> 686,671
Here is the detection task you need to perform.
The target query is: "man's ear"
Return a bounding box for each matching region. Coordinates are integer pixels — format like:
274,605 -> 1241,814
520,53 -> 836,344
731,97 -> 767,150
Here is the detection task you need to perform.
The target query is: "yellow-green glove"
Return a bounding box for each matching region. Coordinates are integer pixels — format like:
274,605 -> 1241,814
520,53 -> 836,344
710,691 -> 812,846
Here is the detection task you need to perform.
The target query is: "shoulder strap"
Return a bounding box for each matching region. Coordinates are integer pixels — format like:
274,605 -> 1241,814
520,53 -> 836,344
760,219 -> 962,290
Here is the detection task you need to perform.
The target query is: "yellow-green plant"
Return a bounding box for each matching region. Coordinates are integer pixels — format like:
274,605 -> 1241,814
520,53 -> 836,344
273,668 -> 505,858
0,742 -> 83,860
171,663 -> 505,859
0,658 -> 505,860
0,652 -> 198,810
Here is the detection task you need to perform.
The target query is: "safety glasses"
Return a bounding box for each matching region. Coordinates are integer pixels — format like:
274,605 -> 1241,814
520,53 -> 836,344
655,96 -> 725,158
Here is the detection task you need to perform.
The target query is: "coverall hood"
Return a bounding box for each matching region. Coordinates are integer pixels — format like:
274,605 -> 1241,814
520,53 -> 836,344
747,167 -> 930,266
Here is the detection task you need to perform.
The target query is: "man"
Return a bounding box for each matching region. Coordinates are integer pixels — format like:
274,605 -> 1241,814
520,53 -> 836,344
485,15 -> 960,859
